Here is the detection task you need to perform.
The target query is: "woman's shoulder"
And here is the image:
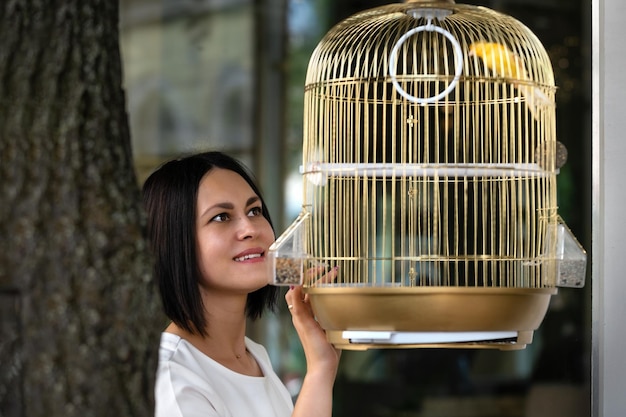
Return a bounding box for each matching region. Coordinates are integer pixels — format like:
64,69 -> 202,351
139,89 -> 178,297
155,333 -> 226,417
158,332 -> 185,361
158,331 -> 213,371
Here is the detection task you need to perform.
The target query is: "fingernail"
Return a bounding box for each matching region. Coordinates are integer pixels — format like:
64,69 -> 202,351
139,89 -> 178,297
333,266 -> 340,271
289,285 -> 294,290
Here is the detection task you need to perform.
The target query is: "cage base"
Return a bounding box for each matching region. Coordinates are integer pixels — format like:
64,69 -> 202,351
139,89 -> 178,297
305,286 -> 556,350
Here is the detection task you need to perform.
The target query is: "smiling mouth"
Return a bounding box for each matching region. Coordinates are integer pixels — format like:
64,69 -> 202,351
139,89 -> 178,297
234,253 -> 263,262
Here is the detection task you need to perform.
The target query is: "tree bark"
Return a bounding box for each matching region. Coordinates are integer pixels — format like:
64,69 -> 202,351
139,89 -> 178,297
0,1 -> 163,416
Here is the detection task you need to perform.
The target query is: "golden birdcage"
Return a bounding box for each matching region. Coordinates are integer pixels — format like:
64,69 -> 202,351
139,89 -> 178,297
268,0 -> 586,350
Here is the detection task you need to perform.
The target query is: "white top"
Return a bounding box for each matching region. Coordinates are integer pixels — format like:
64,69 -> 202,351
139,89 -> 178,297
155,332 -> 294,417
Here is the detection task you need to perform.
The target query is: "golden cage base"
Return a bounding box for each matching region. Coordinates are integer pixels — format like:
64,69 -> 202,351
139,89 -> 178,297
305,286 -> 557,351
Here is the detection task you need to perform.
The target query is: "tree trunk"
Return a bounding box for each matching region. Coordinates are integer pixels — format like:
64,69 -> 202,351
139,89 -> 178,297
0,1 -> 164,416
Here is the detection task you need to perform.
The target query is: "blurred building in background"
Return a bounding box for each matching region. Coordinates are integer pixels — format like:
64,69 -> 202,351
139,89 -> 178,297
120,0 -> 257,181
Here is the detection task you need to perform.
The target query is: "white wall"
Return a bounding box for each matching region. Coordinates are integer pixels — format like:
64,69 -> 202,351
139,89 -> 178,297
592,0 -> 626,415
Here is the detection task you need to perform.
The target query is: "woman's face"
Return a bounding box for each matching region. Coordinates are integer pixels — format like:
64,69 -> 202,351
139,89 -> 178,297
195,168 -> 274,293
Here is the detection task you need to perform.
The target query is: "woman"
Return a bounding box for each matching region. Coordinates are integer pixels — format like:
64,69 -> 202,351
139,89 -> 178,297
143,151 -> 340,417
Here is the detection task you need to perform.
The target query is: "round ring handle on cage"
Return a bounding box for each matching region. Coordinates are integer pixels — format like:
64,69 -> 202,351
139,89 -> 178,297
388,20 -> 464,104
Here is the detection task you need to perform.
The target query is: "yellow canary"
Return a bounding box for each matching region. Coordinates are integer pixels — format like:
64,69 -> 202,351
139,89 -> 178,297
469,42 -> 526,80
468,41 -> 551,120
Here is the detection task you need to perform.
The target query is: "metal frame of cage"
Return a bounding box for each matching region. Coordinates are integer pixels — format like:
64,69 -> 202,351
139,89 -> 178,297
269,0 -> 586,350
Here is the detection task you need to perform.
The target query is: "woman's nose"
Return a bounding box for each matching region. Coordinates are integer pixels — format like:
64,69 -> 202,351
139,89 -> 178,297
236,216 -> 257,239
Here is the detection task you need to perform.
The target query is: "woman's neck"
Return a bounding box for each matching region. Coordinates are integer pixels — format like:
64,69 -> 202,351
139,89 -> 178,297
165,301 -> 262,376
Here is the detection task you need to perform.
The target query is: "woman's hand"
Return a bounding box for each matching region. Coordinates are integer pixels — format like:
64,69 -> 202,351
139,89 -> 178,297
285,283 -> 341,376
285,267 -> 341,417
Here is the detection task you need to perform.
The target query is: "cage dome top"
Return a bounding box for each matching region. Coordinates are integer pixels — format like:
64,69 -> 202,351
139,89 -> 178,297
306,0 -> 555,105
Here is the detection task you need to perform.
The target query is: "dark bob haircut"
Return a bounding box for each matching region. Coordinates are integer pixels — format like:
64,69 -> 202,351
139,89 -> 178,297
142,151 -> 279,336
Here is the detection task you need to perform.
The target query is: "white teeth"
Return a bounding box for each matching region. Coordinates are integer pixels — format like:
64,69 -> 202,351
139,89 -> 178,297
235,253 -> 262,262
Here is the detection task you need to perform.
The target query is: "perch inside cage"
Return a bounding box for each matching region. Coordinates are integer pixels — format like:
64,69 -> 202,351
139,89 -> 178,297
268,0 -> 586,350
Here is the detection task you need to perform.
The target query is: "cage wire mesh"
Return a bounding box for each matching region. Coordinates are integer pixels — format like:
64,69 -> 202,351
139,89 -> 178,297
269,0 -> 586,349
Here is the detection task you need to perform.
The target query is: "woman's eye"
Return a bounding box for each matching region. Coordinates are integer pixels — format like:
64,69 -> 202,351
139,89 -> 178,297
248,207 -> 263,217
212,213 -> 229,222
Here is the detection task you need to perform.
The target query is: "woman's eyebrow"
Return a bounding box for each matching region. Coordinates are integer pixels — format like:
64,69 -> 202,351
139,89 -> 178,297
199,202 -> 233,219
199,196 -> 259,219
246,196 -> 260,207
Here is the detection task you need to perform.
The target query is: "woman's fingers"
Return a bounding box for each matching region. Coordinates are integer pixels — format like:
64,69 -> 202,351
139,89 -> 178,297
285,285 -> 305,313
302,265 -> 325,286
304,265 -> 339,286
320,265 -> 339,284
287,265 -> 340,314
